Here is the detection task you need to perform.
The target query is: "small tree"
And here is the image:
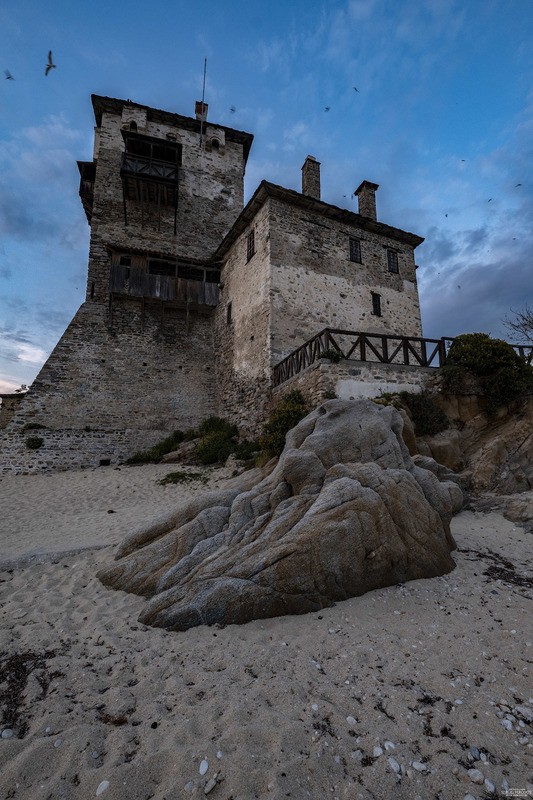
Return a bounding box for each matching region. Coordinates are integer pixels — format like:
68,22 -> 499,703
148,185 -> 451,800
502,304 -> 533,354
441,332 -> 533,413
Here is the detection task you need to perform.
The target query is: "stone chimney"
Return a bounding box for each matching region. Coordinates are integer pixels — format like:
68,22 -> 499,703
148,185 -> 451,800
355,180 -> 379,221
301,155 -> 321,200
195,100 -> 208,122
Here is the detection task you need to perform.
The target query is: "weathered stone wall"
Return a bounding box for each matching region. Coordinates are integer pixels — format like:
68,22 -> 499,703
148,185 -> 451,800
268,197 -> 422,363
87,106 -> 247,304
271,359 -> 433,412
0,300 -> 217,470
0,427 -> 164,475
214,200 -> 272,436
0,395 -> 24,430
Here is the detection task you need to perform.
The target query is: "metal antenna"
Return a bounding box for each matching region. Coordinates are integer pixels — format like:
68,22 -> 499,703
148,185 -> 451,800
199,58 -> 207,148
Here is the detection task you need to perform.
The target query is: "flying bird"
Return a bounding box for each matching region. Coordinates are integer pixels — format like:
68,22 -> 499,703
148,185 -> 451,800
353,86 -> 359,92
445,213 -> 448,217
4,69 -> 14,80
515,183 -> 522,187
487,198 -> 492,202
45,50 -> 56,76
324,106 -> 330,112
229,105 -> 236,113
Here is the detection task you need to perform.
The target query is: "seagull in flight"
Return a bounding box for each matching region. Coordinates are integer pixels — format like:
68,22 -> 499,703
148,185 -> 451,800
487,198 -> 492,202
353,86 -> 359,92
229,105 -> 236,113
324,106 -> 330,112
4,69 -> 14,80
45,50 -> 56,76
515,183 -> 522,187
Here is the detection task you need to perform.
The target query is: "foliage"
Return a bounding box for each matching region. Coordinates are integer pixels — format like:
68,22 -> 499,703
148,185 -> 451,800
194,417 -> 239,465
502,304 -> 533,349
158,470 -> 208,486
259,390 -> 308,458
233,439 -> 260,461
25,436 -> 43,450
441,332 -> 533,413
183,428 -> 198,441
323,391 -> 337,399
318,348 -> 343,363
196,430 -> 237,465
398,391 -> 449,436
126,430 -> 185,464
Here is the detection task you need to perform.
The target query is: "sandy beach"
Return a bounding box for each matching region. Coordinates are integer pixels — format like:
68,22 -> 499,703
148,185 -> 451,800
0,464 -> 532,799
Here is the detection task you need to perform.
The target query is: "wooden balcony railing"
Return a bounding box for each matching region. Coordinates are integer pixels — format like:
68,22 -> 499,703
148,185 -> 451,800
272,328 -> 533,386
109,265 -> 219,306
272,329 -> 454,387
121,153 -> 179,184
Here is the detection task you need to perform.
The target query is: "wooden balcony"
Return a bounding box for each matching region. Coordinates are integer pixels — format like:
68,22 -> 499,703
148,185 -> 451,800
77,161 -> 96,223
109,265 -> 219,307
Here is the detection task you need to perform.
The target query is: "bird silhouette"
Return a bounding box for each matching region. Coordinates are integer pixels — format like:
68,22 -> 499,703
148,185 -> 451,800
4,69 -> 14,80
229,105 -> 236,113
515,183 -> 522,187
324,106 -> 330,112
445,213 -> 448,217
45,50 -> 56,76
353,87 -> 359,92
487,198 -> 492,202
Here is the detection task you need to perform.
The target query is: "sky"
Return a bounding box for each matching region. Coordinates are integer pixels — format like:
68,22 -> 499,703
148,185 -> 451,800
0,0 -> 532,393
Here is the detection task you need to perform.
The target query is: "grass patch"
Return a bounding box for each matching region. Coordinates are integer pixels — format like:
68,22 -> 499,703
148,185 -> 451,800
158,470 -> 208,486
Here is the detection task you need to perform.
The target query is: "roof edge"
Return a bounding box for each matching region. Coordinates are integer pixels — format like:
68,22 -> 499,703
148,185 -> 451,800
90,95 -> 254,161
215,180 -> 424,259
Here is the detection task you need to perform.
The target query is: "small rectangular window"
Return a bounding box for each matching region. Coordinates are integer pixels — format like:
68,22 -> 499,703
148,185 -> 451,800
119,255 -> 132,266
387,249 -> 399,273
349,237 -> 361,263
371,292 -> 382,316
246,230 -> 255,262
226,302 -> 232,325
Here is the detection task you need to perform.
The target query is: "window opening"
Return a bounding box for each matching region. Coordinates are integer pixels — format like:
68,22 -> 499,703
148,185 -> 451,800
371,292 -> 382,316
129,121 -> 137,132
387,249 -> 399,273
349,237 -> 362,263
226,302 -> 232,325
246,230 -> 255,262
148,259 -> 176,277
90,282 -> 95,299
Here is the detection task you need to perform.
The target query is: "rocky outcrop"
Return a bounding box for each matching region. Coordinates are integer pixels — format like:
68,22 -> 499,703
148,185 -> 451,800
98,399 -> 461,631
420,395 -> 533,494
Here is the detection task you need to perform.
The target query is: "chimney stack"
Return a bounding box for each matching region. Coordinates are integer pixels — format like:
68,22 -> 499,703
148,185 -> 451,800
301,155 -> 321,200
195,100 -> 208,122
355,180 -> 379,221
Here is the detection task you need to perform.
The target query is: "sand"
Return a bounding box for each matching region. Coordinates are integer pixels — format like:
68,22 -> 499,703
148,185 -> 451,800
0,464 -> 532,800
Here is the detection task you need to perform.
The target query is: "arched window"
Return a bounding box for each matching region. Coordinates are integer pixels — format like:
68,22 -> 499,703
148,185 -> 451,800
211,138 -> 220,151
129,121 -> 138,132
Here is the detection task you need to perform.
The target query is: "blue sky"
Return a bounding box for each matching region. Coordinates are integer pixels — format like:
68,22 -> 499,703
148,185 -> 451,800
0,0 -> 532,392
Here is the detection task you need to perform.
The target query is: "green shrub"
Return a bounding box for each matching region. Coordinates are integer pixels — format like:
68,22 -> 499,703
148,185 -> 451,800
234,439 -> 260,460
442,333 -> 533,413
398,391 -> 449,436
196,430 -> 236,464
259,390 -> 308,457
318,348 -> 343,363
26,436 -> 44,450
127,430 -> 185,464
198,416 -> 238,438
158,470 -> 208,486
183,428 -> 198,441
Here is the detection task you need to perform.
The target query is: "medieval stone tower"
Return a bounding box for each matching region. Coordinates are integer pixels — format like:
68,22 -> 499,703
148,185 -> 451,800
0,95 -> 426,472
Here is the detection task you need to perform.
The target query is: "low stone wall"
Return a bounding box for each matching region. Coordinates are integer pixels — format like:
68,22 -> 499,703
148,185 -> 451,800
0,427 -> 168,475
271,359 -> 434,410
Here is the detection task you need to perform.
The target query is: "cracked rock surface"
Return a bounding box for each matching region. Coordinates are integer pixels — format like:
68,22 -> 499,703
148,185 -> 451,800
97,399 -> 461,630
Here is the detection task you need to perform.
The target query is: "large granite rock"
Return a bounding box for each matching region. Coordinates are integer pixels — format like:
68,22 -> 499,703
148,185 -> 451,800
98,400 -> 460,631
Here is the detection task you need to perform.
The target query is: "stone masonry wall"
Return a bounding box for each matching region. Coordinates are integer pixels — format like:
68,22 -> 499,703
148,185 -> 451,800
271,359 -> 433,412
214,200 -> 272,436
268,197 -> 422,363
87,106 -> 246,304
0,300 -> 217,471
